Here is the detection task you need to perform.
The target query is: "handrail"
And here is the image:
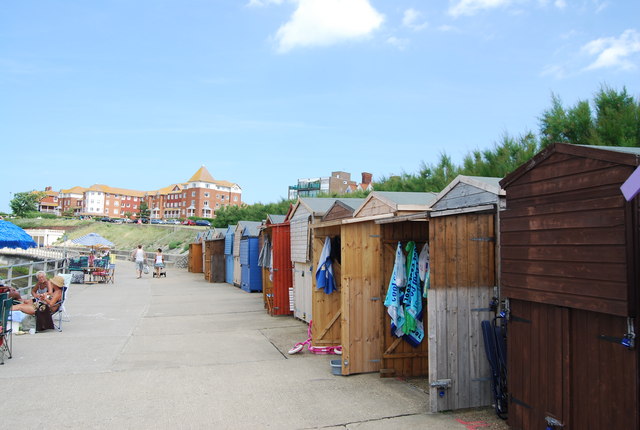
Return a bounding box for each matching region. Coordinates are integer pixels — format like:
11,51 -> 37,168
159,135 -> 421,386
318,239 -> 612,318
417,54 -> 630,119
0,256 -> 68,296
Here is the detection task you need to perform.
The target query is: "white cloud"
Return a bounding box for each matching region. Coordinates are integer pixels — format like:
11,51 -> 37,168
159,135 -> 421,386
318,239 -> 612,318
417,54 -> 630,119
448,0 -> 513,17
582,29 -> 640,71
274,0 -> 384,53
387,36 -> 409,50
402,8 -> 428,31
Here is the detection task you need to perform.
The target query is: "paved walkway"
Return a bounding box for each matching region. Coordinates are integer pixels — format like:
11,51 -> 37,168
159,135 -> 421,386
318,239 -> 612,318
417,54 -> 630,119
2,262 -> 502,429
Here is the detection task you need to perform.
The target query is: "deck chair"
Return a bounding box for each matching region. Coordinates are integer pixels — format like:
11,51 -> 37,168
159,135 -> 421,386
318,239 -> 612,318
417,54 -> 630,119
1,294 -> 12,364
94,264 -> 115,284
52,274 -> 72,332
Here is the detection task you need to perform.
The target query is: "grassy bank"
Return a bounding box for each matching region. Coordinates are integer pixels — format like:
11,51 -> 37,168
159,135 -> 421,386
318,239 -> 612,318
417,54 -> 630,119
12,219 -> 203,254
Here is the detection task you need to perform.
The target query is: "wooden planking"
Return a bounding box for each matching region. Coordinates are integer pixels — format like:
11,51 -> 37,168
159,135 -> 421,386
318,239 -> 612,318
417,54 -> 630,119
340,221 -> 383,375
432,183 -> 499,212
206,240 -> 226,282
380,220 -> 429,378
271,224 -> 293,316
323,204 -> 353,222
356,198 -> 394,218
311,225 -> 342,345
508,299 -> 639,430
290,217 -> 310,263
428,213 -> 494,412
293,262 -> 312,322
188,243 -> 203,273
233,255 -> 241,286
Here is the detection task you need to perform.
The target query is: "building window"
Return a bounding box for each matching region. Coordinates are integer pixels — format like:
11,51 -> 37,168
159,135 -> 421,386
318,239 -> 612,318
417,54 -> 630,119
204,201 -> 209,207
206,184 -> 210,188
133,205 -> 137,209
114,209 -> 119,214
204,192 -> 210,198
234,196 -> 238,202
221,195 -> 225,200
191,191 -> 196,197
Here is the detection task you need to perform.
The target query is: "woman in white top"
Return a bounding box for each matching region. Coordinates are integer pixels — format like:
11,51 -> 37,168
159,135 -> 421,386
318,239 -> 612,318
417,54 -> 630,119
154,248 -> 165,278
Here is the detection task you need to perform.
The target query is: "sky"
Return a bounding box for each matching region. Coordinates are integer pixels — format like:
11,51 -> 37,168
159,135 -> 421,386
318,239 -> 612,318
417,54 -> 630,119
1,0 -> 639,213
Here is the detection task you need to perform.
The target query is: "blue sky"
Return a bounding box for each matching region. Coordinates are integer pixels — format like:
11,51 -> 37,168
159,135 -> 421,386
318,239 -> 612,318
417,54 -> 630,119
1,0 -> 639,212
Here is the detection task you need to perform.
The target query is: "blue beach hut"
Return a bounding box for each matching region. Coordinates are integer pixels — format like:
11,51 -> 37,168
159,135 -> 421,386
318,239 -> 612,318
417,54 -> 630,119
239,222 -> 262,293
224,225 -> 236,285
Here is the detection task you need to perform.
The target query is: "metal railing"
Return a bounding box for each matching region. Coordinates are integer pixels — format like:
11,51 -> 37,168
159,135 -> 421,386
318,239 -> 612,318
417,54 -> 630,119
0,256 -> 68,296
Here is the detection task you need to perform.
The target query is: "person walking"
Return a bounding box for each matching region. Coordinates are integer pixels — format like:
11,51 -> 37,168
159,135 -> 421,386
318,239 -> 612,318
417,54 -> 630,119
131,245 -> 146,279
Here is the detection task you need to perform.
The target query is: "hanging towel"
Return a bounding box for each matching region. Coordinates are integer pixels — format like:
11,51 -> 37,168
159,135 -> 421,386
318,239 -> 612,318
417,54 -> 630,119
402,241 -> 425,346
315,236 -> 336,294
418,242 -> 431,298
384,242 -> 406,337
258,238 -> 271,268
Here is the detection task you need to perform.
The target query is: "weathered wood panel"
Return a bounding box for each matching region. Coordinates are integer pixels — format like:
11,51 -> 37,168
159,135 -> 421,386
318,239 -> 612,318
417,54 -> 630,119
356,198 -> 393,218
428,213 -> 494,412
204,239 -> 225,282
293,262 -> 312,322
508,299 -> 639,430
233,255 -> 241,287
312,225 -> 341,346
271,223 -> 293,316
432,182 -> 499,212
188,243 -> 203,273
323,204 -> 352,222
311,226 -> 342,345
501,152 -> 635,316
290,209 -> 311,263
380,221 -> 429,378
340,221 -> 383,375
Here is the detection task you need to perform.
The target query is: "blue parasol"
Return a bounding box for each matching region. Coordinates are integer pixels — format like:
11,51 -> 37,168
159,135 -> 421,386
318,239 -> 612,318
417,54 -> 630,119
0,220 -> 38,249
71,232 -> 114,248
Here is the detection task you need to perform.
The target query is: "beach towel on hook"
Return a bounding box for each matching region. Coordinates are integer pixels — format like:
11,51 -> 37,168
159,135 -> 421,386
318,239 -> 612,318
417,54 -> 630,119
315,236 -> 336,294
384,242 -> 406,337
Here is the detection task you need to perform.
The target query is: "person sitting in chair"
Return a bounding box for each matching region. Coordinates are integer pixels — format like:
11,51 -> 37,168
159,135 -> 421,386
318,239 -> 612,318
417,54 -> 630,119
153,248 -> 165,278
20,271 -> 53,305
12,275 -> 64,316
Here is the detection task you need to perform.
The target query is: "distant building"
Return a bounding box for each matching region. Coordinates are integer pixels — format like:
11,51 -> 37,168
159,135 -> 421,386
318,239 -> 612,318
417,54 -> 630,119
36,166 -> 242,220
288,171 -> 373,200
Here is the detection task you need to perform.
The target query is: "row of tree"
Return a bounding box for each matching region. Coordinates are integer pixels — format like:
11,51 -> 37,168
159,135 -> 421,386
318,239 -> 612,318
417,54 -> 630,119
375,85 -> 640,193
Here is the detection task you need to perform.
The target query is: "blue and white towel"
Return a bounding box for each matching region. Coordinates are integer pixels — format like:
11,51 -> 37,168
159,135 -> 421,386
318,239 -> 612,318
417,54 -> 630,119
384,242 -> 406,337
315,236 -> 336,294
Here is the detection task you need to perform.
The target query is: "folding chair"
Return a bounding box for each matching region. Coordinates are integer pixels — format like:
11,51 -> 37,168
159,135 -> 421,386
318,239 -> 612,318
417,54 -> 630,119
52,274 -> 72,332
1,294 -> 12,364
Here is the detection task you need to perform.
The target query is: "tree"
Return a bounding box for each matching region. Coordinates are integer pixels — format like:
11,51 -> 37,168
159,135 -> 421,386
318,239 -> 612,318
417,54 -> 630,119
461,132 -> 540,178
10,191 -> 46,217
139,202 -> 150,219
211,199 -> 293,228
539,86 -> 640,147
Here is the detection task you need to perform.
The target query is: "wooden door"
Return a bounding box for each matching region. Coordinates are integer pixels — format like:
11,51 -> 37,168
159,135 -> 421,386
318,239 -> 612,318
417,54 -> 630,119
312,228 -> 341,346
341,221 -> 383,375
508,299 -> 568,430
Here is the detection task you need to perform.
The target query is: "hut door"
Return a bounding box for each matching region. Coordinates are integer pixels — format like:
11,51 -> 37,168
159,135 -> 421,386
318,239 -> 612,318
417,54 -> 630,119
341,222 -> 383,375
508,300 -> 568,430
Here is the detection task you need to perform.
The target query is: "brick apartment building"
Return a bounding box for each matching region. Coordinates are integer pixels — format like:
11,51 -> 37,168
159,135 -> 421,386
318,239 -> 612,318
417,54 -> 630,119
38,166 -> 242,220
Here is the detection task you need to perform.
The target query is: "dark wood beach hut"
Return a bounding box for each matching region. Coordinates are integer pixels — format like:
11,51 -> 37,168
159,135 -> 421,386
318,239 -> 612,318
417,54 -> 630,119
499,143 -> 640,430
204,229 -> 226,283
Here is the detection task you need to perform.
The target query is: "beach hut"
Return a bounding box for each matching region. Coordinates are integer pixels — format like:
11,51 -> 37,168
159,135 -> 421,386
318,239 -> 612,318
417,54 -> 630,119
311,198 -> 365,347
287,198 -> 338,322
239,221 -> 262,293
313,192 -> 436,376
233,222 -> 258,287
204,229 -> 226,283
224,225 -> 236,284
426,175 -> 505,412
499,143 -> 640,430
188,242 -> 203,273
260,215 -> 293,316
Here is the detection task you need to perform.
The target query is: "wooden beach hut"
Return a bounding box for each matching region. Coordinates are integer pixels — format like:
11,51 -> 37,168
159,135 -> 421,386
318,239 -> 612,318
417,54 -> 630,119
499,143 -> 640,430
314,191 -> 436,376
224,225 -> 236,284
426,175 -> 505,412
260,215 -> 293,316
287,198 -> 338,322
204,229 -> 226,283
311,198 -> 365,347
239,221 -> 262,293
188,241 -> 203,273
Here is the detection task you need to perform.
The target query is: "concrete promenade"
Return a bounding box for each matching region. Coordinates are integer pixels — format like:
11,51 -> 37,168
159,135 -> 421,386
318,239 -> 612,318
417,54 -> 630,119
1,262 -> 502,429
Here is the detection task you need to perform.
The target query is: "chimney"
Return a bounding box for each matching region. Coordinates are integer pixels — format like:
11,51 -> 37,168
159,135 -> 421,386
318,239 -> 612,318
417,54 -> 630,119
361,172 -> 372,185
45,186 -> 52,191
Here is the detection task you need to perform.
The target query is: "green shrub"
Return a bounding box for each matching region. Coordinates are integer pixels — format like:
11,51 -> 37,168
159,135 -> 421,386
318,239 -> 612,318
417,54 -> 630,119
182,244 -> 190,252
168,241 -> 181,250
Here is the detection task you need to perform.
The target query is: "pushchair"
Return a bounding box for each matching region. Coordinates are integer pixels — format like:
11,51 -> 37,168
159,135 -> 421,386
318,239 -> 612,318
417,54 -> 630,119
482,299 -> 508,420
